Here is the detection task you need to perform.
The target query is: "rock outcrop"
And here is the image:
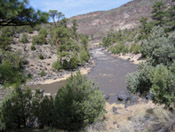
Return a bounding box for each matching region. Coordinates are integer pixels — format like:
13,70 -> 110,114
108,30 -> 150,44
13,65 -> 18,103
68,0 -> 169,40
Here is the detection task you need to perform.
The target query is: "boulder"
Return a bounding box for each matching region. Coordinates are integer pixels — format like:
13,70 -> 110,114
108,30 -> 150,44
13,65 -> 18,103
117,92 -> 131,102
104,94 -> 109,100
112,107 -> 117,113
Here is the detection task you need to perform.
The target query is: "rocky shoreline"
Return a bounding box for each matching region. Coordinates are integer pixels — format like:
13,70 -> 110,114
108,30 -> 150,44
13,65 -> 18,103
26,59 -> 95,86
103,48 -> 145,65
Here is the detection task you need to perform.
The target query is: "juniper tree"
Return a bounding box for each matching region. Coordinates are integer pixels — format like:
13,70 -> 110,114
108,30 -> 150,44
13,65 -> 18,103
54,72 -> 105,131
151,1 -> 166,26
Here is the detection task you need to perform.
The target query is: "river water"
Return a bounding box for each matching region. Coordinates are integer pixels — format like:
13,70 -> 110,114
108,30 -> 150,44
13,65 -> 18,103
31,48 -> 137,102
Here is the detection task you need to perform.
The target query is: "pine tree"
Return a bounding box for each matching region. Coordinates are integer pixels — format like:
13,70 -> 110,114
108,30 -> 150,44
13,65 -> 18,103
151,1 -> 166,26
165,2 -> 175,31
72,19 -> 78,39
0,86 -> 33,130
54,72 -> 105,131
0,0 -> 48,26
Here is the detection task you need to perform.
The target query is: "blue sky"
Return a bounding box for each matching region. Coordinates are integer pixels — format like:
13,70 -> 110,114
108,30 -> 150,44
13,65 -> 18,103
29,0 -> 132,18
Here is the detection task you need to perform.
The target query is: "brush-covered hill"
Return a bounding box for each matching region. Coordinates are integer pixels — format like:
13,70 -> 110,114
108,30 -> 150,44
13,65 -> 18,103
69,0 -> 169,40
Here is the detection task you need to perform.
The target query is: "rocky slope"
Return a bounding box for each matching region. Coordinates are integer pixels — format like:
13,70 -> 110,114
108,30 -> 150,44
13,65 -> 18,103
69,0 -> 169,40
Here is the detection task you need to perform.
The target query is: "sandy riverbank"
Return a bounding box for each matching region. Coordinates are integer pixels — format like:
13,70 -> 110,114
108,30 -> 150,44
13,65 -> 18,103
103,49 -> 145,65
39,67 -> 91,85
34,60 -> 96,85
111,53 -> 146,65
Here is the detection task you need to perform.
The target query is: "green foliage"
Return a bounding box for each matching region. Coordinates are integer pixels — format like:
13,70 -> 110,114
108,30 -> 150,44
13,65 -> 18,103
80,48 -> 90,64
139,1 -> 175,39
52,25 -> 90,71
149,65 -> 175,106
72,19 -> 78,39
129,43 -> 142,54
27,27 -> 34,34
37,96 -> 54,127
32,34 -> 47,45
39,54 -> 44,60
69,51 -> 80,69
81,36 -> 88,49
0,86 -> 33,130
32,28 -> 48,45
0,87 -> 55,130
31,44 -> 36,51
151,1 -> 166,26
127,63 -> 152,96
102,30 -> 115,47
40,70 -> 46,77
0,27 -> 15,49
0,73 -> 105,131
102,29 -> 138,54
127,26 -> 175,107
165,4 -> 175,31
0,52 -> 25,85
139,17 -> 154,40
20,34 -> 28,43
127,63 -> 175,106
0,0 -> 48,26
52,60 -> 62,71
54,72 -> 105,131
141,27 -> 175,66
110,43 -> 128,54
39,28 -> 48,37
49,10 -> 64,26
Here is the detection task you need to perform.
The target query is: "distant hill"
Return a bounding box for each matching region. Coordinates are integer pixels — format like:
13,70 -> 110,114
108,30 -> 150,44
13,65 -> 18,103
69,0 -> 169,40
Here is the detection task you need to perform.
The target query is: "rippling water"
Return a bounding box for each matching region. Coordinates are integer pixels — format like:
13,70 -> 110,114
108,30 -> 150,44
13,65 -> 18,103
88,48 -> 137,102
30,48 -> 137,102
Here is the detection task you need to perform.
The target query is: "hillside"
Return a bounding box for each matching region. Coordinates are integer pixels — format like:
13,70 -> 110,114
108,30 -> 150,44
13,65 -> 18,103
69,0 -> 168,40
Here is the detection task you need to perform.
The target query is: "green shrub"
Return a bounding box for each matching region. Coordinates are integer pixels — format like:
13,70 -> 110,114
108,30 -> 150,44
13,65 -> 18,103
80,48 -> 90,64
40,69 -> 46,77
52,60 -> 62,71
69,51 -> 79,69
54,72 -> 105,131
0,87 -> 33,130
126,63 -> 152,96
127,63 -> 175,106
27,27 -> 34,34
102,36 -> 113,47
32,34 -> 47,45
141,27 -> 175,66
20,33 -> 28,43
39,28 -> 47,37
129,43 -> 142,54
0,87 -> 54,130
31,44 -> 36,51
0,52 -> 25,85
110,43 -> 128,54
0,27 -> 14,49
149,65 -> 175,106
37,96 -> 54,127
39,54 -> 44,60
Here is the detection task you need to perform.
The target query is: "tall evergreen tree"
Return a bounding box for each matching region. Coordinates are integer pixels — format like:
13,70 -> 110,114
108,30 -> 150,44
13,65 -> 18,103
0,0 -> 48,26
151,1 -> 166,26
165,2 -> 175,31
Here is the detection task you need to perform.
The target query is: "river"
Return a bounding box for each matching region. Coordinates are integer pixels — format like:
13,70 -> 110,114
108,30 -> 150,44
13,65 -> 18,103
30,48 -> 137,102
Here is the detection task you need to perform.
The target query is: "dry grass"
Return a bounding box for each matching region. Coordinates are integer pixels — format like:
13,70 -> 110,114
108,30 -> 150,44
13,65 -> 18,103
104,101 -> 156,132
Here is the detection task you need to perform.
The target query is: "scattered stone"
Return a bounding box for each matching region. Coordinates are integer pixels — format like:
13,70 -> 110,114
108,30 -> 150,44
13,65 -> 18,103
117,92 -> 131,102
104,94 -> 109,100
112,107 -> 117,113
40,89 -> 45,93
43,93 -> 51,96
113,121 -> 117,125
